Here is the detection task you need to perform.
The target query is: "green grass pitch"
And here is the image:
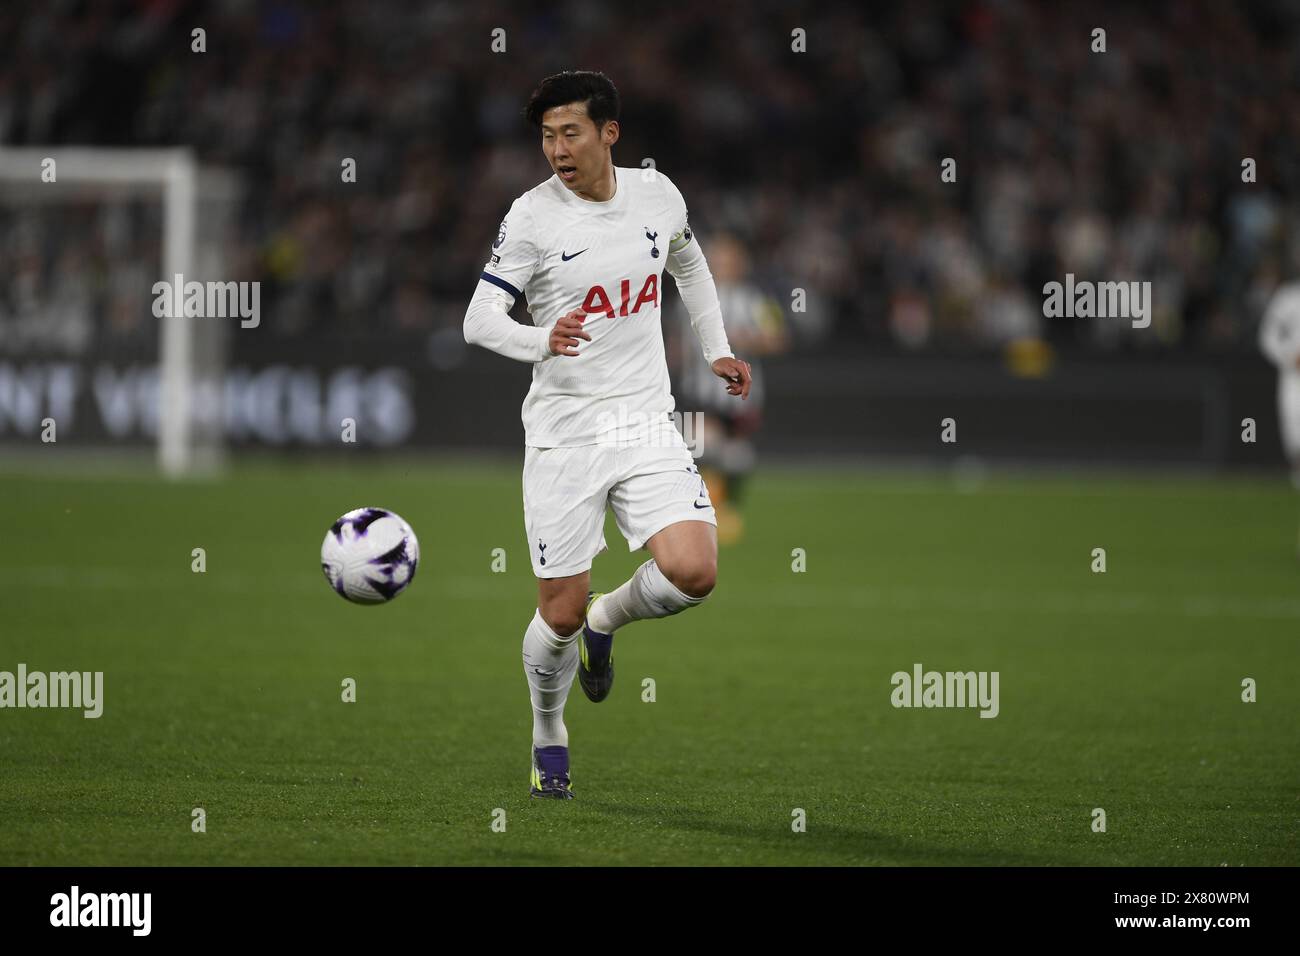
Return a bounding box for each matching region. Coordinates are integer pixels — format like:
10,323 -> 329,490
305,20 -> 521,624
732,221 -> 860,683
1,459 -> 1297,866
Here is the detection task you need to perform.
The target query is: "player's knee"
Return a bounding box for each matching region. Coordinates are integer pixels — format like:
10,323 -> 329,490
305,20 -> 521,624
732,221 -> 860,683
540,602 -> 585,637
665,558 -> 716,599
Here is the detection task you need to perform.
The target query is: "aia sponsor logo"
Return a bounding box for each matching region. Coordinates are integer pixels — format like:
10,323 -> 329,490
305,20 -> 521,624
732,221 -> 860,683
580,275 -> 659,318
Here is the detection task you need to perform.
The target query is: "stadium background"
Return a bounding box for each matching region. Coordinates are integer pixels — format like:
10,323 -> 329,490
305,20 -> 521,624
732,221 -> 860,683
2,0 -> 1297,465
0,1 -> 1297,868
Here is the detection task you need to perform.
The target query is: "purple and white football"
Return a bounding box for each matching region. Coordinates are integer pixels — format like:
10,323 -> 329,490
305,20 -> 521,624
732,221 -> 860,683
321,507 -> 420,604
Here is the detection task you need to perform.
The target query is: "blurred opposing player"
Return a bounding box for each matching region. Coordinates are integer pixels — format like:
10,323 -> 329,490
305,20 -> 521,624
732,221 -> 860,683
462,71 -> 751,798
1258,280 -> 1300,494
671,233 -> 788,543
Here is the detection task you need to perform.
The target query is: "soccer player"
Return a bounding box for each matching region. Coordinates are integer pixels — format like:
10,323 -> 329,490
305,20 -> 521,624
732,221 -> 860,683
1259,280 -> 1300,508
463,71 -> 752,798
670,232 -> 788,544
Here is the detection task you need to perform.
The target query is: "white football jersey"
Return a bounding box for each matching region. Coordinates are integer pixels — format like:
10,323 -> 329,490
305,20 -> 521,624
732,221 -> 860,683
479,166 -> 696,447
1260,280 -> 1300,374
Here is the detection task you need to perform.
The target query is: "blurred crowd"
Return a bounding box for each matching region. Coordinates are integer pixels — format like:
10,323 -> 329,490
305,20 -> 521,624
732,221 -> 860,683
1,0 -> 1298,356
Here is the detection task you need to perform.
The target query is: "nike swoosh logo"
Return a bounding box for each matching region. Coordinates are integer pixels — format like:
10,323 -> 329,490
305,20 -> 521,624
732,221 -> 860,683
694,501 -> 710,509
561,249 -> 588,261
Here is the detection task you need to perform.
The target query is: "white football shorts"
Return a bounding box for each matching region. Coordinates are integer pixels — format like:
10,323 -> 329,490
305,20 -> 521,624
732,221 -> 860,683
522,422 -> 716,578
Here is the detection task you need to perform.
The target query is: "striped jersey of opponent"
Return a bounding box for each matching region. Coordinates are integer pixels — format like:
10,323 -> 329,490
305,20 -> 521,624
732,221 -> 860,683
463,166 -> 735,577
468,166 -> 733,447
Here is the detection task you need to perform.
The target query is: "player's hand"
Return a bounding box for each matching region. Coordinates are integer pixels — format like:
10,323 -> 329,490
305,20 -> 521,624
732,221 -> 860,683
711,356 -> 752,400
549,310 -> 591,356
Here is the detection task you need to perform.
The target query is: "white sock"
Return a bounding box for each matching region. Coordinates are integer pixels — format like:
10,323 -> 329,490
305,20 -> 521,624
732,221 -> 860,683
588,559 -> 705,633
522,609 -> 579,748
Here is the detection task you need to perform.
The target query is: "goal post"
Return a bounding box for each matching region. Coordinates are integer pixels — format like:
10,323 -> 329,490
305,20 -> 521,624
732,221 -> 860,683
0,147 -> 236,476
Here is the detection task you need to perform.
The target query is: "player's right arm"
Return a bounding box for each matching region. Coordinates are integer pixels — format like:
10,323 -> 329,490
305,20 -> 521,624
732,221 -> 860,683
1259,281 -> 1300,370
464,197 -> 588,361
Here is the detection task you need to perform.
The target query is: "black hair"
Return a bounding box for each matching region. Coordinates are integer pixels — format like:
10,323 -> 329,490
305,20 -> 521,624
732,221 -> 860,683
524,71 -> 620,130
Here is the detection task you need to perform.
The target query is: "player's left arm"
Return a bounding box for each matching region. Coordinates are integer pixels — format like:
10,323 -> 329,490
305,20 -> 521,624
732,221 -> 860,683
663,177 -> 752,400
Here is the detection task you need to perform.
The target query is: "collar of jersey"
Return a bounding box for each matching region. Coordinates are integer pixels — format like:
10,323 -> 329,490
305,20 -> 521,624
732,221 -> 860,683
558,165 -> 626,211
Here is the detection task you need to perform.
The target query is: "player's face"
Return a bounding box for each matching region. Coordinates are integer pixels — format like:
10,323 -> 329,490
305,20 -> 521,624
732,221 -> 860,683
541,103 -> 616,192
